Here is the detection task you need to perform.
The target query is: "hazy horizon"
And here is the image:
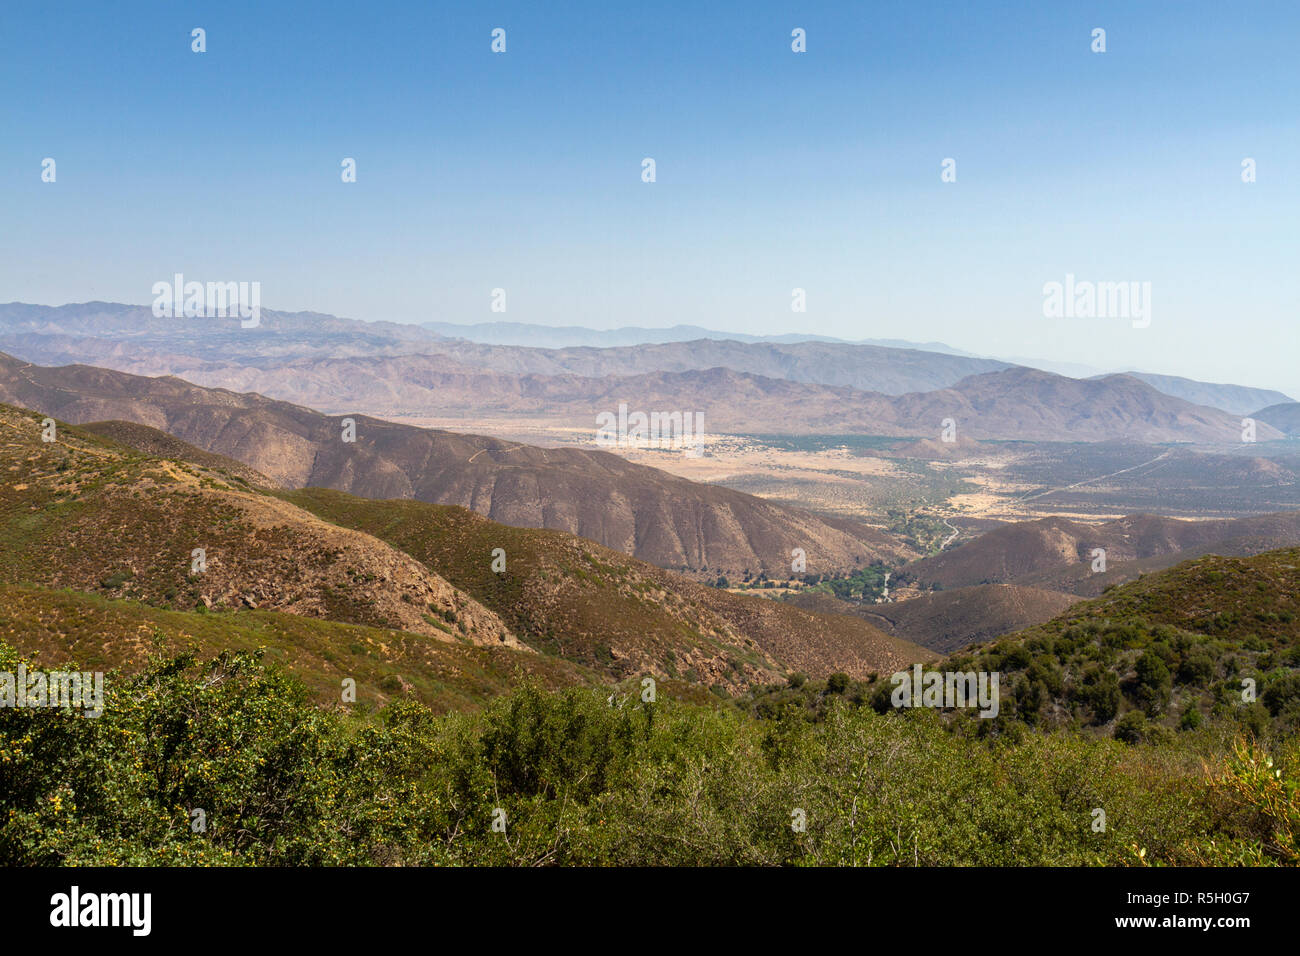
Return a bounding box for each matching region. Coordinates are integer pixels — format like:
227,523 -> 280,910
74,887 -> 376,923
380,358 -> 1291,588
3,297 -> 1295,400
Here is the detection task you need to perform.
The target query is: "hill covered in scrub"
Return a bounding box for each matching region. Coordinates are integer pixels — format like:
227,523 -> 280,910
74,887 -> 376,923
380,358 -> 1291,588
0,403 -> 929,692
941,548 -> 1300,739
750,548 -> 1300,744
0,404 -> 517,647
78,419 -> 279,489
0,584 -> 590,715
284,488 -> 929,684
2,455 -> 1297,865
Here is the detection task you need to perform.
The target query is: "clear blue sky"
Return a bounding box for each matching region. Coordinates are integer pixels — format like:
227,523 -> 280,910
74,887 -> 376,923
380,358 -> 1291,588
2,1 -> 1297,394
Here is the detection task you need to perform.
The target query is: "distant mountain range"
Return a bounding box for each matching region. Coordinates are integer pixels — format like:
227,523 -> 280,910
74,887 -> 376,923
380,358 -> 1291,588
419,319 -> 972,354
0,352 -> 913,578
89,356 -> 1270,442
0,304 -> 1291,425
1254,402 -> 1300,437
418,317 -> 1293,413
1101,371 -> 1293,417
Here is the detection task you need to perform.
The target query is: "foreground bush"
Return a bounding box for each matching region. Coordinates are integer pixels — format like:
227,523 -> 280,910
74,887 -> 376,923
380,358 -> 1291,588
1,645 -> 1295,866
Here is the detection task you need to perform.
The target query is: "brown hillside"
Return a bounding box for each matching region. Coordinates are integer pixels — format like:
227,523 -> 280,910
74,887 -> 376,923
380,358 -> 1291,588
856,584 -> 1081,653
906,511 -> 1300,591
288,487 -> 933,685
0,403 -> 518,648
782,584 -> 1080,653
0,352 -> 913,577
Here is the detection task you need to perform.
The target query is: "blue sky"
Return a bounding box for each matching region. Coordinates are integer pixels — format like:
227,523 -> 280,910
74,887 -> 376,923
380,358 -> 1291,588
2,1 -> 1297,394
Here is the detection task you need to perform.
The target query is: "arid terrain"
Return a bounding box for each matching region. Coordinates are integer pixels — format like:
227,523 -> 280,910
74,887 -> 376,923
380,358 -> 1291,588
6,0 -> 1298,895
3,304 -> 1298,876
3,303 -> 1299,658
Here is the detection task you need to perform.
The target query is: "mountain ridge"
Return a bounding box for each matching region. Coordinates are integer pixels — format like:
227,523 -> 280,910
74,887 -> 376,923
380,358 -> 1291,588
0,352 -> 914,577
3,302 -> 1288,416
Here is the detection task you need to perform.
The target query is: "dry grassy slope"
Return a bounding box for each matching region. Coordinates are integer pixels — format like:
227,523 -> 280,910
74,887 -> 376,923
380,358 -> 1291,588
698,585 -> 935,676
0,403 -> 519,649
79,419 -> 280,489
0,352 -> 914,578
287,488 -> 933,685
781,584 -> 1080,654
0,584 -> 589,715
993,547 -> 1300,649
853,584 -> 1081,654
905,512 -> 1300,591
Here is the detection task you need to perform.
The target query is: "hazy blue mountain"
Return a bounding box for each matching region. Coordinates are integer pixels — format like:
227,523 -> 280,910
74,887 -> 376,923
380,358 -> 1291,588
1102,371 -> 1294,417
1,303 -> 1288,416
1252,402 -> 1300,437
419,319 -> 974,355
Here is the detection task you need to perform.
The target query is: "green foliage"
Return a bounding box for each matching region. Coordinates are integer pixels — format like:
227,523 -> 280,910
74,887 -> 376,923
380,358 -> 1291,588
1114,711 -> 1148,744
885,508 -> 954,554
1263,673 -> 1300,724
868,601 -> 1300,740
1133,650 -> 1173,717
4,642 -> 1292,867
805,562 -> 891,602
1179,703 -> 1203,731
1189,738 -> 1300,865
